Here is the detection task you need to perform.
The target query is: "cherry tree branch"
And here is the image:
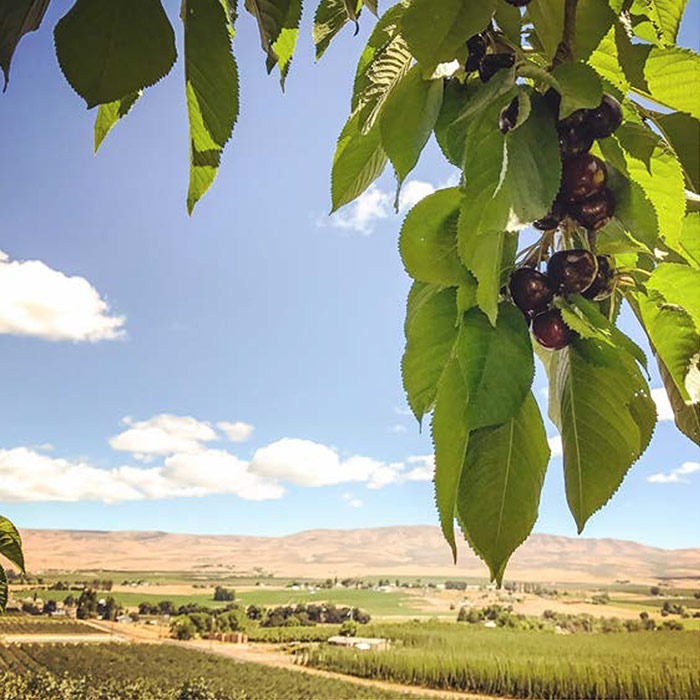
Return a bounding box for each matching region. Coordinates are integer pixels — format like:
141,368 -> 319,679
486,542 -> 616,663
553,0 -> 579,66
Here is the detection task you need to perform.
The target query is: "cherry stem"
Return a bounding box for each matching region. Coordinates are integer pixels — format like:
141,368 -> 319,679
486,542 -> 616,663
553,0 -> 578,67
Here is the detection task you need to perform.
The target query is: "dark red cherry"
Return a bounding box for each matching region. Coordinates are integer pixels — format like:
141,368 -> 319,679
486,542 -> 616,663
569,188 -> 615,230
586,94 -> 623,139
478,53 -> 515,83
465,34 -> 487,73
509,268 -> 555,315
532,309 -> 575,350
583,255 -> 615,300
499,98 -> 519,134
557,109 -> 594,158
547,249 -> 598,295
505,0 -> 532,5
561,154 -> 607,202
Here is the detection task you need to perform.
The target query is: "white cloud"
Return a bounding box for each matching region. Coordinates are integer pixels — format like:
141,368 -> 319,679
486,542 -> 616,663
217,421 -> 254,443
341,492 -> 364,508
394,406 -> 414,417
0,250 -> 125,341
109,414 -> 218,460
389,424 -> 407,434
0,446 -> 283,504
404,455 -> 435,482
323,178 -> 446,235
548,435 -> 563,458
647,461 -> 700,484
249,439 -> 383,487
651,387 -> 674,422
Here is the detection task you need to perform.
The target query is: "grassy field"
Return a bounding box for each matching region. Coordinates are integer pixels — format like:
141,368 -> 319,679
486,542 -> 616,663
304,621 -> 700,699
0,643 -> 429,699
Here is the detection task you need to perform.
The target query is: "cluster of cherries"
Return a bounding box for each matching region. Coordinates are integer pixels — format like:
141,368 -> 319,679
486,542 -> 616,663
534,93 -> 623,233
464,32 -> 515,83
509,251 -> 615,350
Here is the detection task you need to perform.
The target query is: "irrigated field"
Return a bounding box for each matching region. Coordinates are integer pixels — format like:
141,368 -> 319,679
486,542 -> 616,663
0,643 -> 429,700
304,621 -> 700,699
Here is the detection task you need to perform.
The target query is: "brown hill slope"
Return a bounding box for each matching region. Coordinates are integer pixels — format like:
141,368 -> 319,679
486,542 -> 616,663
18,526 -> 700,584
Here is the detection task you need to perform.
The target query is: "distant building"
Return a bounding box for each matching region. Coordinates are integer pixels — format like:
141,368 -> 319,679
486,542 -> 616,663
328,636 -> 389,651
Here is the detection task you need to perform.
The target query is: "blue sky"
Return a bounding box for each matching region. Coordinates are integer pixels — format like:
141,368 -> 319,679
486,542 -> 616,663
0,1 -> 698,554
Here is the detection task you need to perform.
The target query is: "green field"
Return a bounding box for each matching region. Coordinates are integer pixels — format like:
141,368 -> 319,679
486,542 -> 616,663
304,621 -> 700,699
0,643 -> 429,699
0,617 -> 102,636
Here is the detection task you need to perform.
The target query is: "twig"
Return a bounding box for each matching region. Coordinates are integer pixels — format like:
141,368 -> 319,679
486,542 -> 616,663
553,0 -> 578,67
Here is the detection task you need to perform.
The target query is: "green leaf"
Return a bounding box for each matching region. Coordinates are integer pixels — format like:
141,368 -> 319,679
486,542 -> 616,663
0,0 -> 50,90
244,0 -> 293,68
555,295 -> 648,369
457,393 -> 550,584
644,47 -> 700,119
588,25 -> 629,94
634,293 -> 700,404
449,69 -> 515,129
267,0 -> 302,87
552,62 -> 603,119
456,304 -> 534,431
401,0 -> 495,76
647,263 -> 700,333
630,0 -> 688,47
528,0 -> 616,61
494,2 -> 521,45
94,91 -> 141,152
402,285 -> 459,423
331,109 -> 387,211
458,93 -> 561,244
379,66 -> 443,187
657,355 -> 700,446
399,187 -> 472,286
601,124 -> 686,250
0,516 -> 25,573
313,0 -> 362,60
183,0 -> 239,214
352,4 -> 412,132
432,357 -> 470,561
0,565 -> 6,612
553,340 -> 656,532
653,112 -> 700,193
679,213 -> 700,268
459,228 -> 516,326
54,0 -> 176,108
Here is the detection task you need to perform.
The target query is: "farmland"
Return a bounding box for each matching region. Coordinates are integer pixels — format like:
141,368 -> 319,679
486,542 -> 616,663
0,617 -> 103,636
303,621 -> 700,699
0,643 -> 430,700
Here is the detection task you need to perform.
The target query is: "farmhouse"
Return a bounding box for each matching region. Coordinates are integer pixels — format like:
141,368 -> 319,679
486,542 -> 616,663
327,636 -> 389,651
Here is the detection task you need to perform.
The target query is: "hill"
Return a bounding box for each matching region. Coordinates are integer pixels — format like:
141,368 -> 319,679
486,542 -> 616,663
18,526 -> 700,584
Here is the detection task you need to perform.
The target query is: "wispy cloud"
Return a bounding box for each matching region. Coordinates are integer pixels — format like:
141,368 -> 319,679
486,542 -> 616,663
342,492 -> 364,508
0,250 -> 124,341
647,461 -> 700,484
217,421 -> 254,443
320,175 -> 459,235
389,424 -> 407,434
0,416 -> 436,503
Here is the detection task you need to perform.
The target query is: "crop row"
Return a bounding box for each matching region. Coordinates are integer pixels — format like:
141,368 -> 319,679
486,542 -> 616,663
0,618 -> 101,636
302,621 -> 700,700
0,643 -> 423,699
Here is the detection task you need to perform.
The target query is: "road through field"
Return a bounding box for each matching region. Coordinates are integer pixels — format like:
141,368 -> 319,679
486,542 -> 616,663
88,620 -> 484,700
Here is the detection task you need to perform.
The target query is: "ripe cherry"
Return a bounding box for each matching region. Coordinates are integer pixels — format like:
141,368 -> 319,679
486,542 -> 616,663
583,255 -> 615,300
586,94 -> 623,139
557,110 -> 594,158
509,268 -> 554,315
547,249 -> 598,295
465,34 -> 487,73
479,53 -> 515,83
532,309 -> 575,350
499,98 -> 519,134
569,188 -> 615,230
561,154 -> 607,202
